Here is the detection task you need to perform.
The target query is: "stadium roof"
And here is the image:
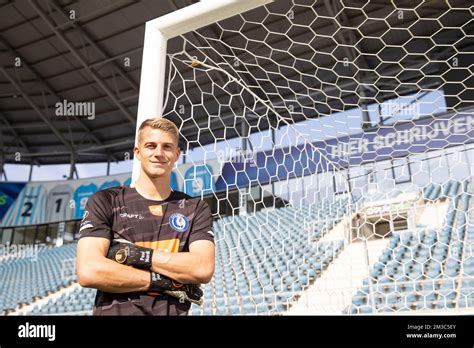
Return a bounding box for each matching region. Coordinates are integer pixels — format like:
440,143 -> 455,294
1,0 -> 472,165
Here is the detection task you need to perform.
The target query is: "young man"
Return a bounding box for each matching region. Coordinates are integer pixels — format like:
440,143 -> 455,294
76,117 -> 215,315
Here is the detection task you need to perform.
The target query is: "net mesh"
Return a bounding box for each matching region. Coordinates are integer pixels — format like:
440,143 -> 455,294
161,1 -> 473,314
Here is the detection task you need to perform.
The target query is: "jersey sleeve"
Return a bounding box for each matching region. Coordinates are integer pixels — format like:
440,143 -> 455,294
189,200 -> 214,244
78,191 -> 113,240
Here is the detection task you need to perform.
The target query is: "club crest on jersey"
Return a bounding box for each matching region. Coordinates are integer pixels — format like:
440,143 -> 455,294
169,213 -> 189,232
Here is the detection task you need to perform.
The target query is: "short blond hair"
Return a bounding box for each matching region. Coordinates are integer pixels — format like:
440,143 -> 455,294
137,117 -> 179,145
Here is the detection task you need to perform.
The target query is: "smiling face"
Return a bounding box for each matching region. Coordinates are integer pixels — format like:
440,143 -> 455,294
134,127 -> 180,179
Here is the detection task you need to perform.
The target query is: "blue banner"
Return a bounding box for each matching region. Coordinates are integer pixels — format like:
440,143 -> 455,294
2,112 -> 471,226
216,112 -> 473,190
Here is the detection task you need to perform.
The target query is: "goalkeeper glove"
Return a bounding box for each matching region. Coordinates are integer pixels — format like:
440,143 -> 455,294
106,239 -> 153,270
149,272 -> 203,305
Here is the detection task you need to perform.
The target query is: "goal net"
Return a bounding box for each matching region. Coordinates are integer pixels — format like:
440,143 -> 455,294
150,1 -> 474,315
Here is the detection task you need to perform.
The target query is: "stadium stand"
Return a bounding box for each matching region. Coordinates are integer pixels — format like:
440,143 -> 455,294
9,199 -> 347,316
346,179 -> 473,314
2,179 -> 471,316
0,244 -> 76,314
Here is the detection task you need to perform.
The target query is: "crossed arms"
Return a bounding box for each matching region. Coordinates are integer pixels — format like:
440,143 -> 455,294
77,237 -> 215,293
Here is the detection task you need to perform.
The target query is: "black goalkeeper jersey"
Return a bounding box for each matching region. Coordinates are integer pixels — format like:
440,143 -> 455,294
78,186 -> 214,315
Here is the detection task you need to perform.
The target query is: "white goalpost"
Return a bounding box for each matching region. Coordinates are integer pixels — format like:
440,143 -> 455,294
132,0 -> 272,183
